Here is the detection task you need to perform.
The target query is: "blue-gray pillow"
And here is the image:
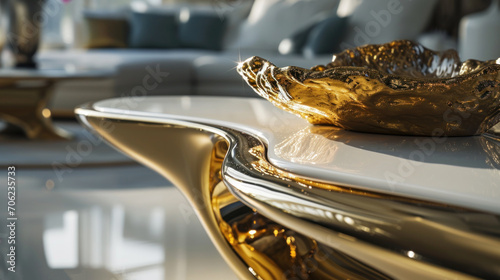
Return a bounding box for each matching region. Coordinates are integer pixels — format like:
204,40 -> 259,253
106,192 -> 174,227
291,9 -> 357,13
129,12 -> 180,49
303,16 -> 348,56
179,13 -> 226,50
278,24 -> 316,55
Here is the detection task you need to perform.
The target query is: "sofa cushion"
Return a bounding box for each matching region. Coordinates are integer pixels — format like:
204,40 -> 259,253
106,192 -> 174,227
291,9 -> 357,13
278,24 -> 316,55
179,12 -> 227,50
220,1 -> 255,49
38,48 -> 334,99
228,0 -> 340,51
193,50 -> 332,85
38,49 -> 213,96
303,15 -> 349,57
340,0 -> 438,49
129,12 -> 180,49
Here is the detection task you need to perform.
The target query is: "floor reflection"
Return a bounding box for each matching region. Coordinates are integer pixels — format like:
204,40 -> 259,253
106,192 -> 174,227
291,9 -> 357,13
0,121 -> 236,279
44,210 -> 79,269
1,187 -> 236,280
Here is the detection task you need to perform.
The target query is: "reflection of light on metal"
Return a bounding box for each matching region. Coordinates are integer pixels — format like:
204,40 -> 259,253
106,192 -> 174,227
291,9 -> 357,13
43,210 -> 79,268
248,229 -> 257,238
274,127 -> 338,165
344,217 -> 355,225
335,214 -> 343,222
286,236 -> 297,258
248,267 -> 257,277
267,200 -> 336,221
408,251 -> 416,258
45,179 -> 55,190
42,108 -> 51,118
359,225 -> 371,233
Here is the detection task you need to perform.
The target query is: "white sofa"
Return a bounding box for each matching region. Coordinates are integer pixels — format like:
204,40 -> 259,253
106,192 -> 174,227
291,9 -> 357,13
39,0 -> 439,116
39,48 -> 332,115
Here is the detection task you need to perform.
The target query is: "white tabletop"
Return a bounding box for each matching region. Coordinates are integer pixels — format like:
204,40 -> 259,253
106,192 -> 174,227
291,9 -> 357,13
88,96 -> 500,214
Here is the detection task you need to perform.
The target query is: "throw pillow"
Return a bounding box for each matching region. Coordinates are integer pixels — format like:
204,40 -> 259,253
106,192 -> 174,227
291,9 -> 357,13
228,0 -> 340,51
179,12 -> 227,50
221,0 -> 255,49
278,24 -> 316,55
303,16 -> 349,57
340,0 -> 438,49
129,12 -> 180,49
84,14 -> 129,48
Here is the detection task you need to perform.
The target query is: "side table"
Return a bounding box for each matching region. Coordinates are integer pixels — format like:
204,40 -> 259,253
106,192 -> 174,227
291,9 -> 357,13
0,68 -> 114,140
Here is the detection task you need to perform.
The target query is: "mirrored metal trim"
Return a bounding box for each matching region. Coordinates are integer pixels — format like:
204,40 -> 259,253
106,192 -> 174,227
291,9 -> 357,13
76,103 -> 500,279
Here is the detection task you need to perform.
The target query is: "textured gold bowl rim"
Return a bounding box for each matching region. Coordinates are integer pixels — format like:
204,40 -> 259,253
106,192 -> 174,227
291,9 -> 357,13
237,40 -> 500,136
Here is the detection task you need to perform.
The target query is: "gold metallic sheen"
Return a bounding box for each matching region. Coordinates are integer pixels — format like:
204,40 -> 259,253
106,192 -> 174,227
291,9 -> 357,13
237,40 -> 500,136
78,116 -> 393,279
80,118 -> 256,280
76,104 -> 500,279
0,81 -> 71,140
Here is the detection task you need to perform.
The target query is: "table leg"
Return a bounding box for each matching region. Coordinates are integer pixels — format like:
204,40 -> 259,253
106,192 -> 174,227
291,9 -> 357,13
0,83 -> 72,140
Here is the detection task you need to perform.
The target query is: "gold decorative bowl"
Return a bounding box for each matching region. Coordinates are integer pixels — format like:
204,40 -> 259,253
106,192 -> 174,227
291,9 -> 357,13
237,40 -> 500,136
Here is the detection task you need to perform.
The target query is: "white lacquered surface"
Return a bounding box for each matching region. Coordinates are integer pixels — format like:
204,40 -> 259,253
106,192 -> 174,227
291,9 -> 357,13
89,96 -> 500,214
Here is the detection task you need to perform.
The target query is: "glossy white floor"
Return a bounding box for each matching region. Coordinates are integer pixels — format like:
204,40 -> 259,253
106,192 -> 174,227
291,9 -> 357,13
0,121 -> 236,280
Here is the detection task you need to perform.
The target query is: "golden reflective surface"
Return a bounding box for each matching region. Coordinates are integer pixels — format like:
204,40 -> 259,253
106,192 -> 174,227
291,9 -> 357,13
79,116 -> 393,279
80,118 -> 255,279
77,103 -> 500,279
210,139 -> 389,280
222,126 -> 500,279
0,81 -> 71,140
237,40 -> 500,136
